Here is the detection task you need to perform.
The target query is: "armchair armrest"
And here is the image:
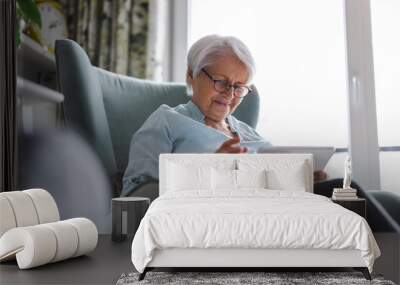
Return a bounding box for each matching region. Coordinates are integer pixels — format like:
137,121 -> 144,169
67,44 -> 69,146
313,179 -> 400,233
18,130 -> 113,234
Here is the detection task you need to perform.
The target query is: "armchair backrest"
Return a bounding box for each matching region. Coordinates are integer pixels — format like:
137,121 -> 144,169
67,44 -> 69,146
55,39 -> 260,185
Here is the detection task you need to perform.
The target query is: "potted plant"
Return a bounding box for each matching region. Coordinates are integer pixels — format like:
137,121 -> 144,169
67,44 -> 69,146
16,0 -> 42,47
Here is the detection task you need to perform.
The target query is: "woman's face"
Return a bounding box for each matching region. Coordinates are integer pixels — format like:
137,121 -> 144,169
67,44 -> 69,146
188,53 -> 250,123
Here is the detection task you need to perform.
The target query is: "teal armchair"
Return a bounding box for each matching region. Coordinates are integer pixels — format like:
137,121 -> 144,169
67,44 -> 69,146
54,39 -> 260,230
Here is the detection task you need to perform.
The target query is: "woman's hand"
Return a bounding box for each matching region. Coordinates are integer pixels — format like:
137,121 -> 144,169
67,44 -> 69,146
216,136 -> 248,153
314,170 -> 328,183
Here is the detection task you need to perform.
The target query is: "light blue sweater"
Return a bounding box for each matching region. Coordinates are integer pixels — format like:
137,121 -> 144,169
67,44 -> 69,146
122,100 -> 271,196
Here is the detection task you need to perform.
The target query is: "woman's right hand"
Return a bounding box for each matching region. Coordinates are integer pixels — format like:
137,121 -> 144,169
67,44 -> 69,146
216,136 -> 248,153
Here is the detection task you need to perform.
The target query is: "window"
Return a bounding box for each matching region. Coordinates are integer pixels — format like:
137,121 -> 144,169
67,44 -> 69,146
190,0 -> 349,178
371,0 -> 400,194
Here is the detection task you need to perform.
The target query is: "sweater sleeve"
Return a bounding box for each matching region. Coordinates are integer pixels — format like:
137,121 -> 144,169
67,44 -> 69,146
121,105 -> 173,196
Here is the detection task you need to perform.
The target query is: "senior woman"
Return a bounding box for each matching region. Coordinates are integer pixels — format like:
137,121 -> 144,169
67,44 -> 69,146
122,35 -> 334,198
122,35 -> 270,197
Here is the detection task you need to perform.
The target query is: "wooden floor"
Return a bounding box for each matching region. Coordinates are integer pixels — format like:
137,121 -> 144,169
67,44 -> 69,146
1,233 -> 398,284
0,235 -> 133,285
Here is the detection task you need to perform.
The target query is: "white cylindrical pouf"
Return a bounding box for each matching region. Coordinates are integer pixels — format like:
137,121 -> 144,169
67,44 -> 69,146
0,226 -> 58,269
17,226 -> 58,269
0,196 -> 17,237
1,192 -> 39,227
65,218 -> 98,257
42,221 -> 79,262
23,189 -> 60,223
0,189 -> 98,269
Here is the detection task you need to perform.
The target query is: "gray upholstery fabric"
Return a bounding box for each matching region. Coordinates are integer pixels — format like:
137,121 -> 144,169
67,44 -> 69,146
97,70 -> 189,173
369,191 -> 400,233
18,130 -> 112,234
55,40 -> 117,178
369,191 -> 400,224
55,39 -> 260,196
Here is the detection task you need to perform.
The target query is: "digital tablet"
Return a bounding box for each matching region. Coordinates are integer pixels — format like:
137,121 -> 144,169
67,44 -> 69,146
257,146 -> 336,171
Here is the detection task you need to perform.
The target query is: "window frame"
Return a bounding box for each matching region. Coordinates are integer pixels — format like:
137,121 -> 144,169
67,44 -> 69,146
344,0 -> 381,190
168,0 -> 190,82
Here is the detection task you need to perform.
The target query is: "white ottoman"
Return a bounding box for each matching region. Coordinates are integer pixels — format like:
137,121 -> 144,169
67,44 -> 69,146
0,189 -> 98,269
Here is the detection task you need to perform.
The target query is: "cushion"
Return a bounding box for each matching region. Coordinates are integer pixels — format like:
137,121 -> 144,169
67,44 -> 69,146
0,218 -> 97,269
211,169 -> 268,191
160,154 -> 312,194
23,189 -> 60,224
266,162 -> 307,191
0,196 -> 16,237
159,154 -> 238,195
167,162 -> 212,192
0,189 -> 60,236
0,191 -> 39,228
236,169 -> 268,189
238,159 -> 309,192
0,189 -> 59,232
212,168 -> 237,190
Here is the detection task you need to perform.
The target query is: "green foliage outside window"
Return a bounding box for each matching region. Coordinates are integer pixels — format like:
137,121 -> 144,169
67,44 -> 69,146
16,0 -> 42,46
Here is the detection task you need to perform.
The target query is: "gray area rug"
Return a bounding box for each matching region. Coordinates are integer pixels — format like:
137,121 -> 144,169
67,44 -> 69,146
116,272 -> 396,285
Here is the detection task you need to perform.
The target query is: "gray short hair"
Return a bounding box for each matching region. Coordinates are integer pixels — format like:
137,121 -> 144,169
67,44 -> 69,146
186,35 -> 256,87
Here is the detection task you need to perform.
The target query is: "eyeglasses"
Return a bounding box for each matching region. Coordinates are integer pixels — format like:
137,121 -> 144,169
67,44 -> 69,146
201,69 -> 252,98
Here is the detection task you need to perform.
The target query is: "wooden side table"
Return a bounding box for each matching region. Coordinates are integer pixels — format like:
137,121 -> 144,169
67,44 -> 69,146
331,198 -> 366,218
112,197 -> 150,242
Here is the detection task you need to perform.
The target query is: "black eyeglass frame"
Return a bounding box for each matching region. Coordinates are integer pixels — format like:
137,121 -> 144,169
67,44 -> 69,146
201,68 -> 252,98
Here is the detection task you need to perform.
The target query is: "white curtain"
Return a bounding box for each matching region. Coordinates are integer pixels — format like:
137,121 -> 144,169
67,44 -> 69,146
146,0 -> 171,81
